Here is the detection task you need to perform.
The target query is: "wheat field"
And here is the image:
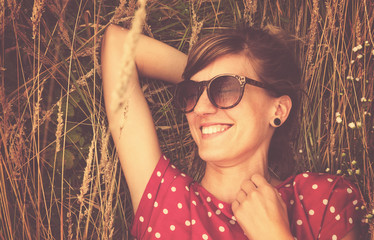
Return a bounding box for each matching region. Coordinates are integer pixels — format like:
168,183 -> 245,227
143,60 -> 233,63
0,0 -> 373,239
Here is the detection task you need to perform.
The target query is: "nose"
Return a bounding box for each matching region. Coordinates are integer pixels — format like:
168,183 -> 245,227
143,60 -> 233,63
192,89 -> 217,115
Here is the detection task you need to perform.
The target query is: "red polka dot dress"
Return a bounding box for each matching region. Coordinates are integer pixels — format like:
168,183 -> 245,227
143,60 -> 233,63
131,155 -> 364,239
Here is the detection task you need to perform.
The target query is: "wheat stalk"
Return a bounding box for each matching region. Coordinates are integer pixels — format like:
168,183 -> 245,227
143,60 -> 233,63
189,5 -> 203,52
31,0 -> 46,39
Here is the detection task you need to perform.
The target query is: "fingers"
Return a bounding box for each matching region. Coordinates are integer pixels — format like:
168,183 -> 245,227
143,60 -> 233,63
250,173 -> 269,187
240,178 -> 257,193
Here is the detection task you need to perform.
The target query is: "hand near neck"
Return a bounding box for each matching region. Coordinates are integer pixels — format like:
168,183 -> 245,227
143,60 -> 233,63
231,174 -> 293,240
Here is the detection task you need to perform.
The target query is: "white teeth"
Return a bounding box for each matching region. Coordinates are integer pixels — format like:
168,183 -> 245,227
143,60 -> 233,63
201,125 -> 230,135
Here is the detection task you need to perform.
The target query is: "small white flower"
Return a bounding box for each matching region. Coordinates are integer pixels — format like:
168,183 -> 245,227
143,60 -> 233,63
348,122 -> 356,129
325,168 -> 330,172
357,44 -> 363,50
337,169 -> 342,174
355,78 -> 360,82
335,112 -> 341,117
355,169 -> 361,175
346,76 -> 354,80
353,46 -> 358,52
372,49 -> 374,55
350,60 -> 355,64
365,41 -> 369,46
336,116 -> 342,123
356,121 -> 362,128
361,97 -> 367,102
357,54 -> 363,59
351,160 -> 357,165
299,149 -> 303,153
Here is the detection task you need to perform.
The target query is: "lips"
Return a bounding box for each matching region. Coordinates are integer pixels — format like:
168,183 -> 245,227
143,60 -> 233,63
200,124 -> 232,135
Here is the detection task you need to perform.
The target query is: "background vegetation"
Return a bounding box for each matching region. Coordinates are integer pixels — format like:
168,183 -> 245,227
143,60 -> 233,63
0,0 -> 373,239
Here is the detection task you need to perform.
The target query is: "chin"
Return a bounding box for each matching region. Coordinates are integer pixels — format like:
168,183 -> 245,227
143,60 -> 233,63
197,147 -> 227,163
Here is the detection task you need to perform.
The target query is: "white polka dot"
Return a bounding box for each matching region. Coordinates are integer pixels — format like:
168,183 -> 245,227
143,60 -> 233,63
163,155 -> 167,160
285,184 -> 291,187
163,208 -> 168,214
154,202 -> 158,207
327,178 -> 333,182
218,203 -> 224,209
202,234 -> 208,240
185,186 -> 189,191
299,195 -> 304,200
147,226 -> 152,232
161,178 -> 165,183
185,220 -> 191,226
170,225 -> 175,231
147,193 -> 152,199
215,209 -> 221,215
207,211 -> 212,217
171,186 -> 176,192
177,203 -> 182,209
192,200 -> 197,206
330,206 -> 336,213
155,232 -> 161,238
231,216 -> 236,221
293,181 -> 296,186
347,188 -> 353,194
191,219 -> 196,225
156,171 -> 161,177
335,214 -> 341,220
353,200 -> 358,205
303,173 -> 309,178
171,164 -> 176,169
229,220 -> 236,225
290,199 -> 295,205
323,199 -> 328,205
139,216 -> 144,222
332,235 -> 337,240
207,197 -> 211,202
195,191 -> 199,196
296,219 -> 303,225
309,209 -> 315,215
312,184 -> 318,189
349,217 -> 353,224
181,173 -> 186,177
219,226 -> 225,232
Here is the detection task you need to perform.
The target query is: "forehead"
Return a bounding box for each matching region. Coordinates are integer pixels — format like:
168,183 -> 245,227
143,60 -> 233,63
190,53 -> 259,81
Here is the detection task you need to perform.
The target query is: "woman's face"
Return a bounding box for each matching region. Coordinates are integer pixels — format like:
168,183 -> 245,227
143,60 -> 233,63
186,54 -> 278,166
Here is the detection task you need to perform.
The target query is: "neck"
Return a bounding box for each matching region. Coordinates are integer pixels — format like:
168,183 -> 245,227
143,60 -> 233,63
200,152 -> 278,203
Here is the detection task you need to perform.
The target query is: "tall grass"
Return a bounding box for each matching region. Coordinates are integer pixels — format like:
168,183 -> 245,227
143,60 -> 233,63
0,0 -> 372,239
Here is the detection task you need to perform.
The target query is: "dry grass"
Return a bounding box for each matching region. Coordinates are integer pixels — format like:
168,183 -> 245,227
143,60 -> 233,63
0,0 -> 373,239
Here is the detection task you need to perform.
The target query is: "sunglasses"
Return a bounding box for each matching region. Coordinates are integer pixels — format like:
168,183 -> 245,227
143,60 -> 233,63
174,74 -> 273,113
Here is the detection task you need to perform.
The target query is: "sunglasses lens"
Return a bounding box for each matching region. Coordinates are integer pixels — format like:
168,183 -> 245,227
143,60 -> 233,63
175,81 -> 200,112
209,76 -> 241,108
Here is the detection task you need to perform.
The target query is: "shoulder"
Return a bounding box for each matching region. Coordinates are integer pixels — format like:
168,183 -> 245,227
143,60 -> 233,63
278,172 -> 364,239
284,172 -> 362,209
292,172 -> 359,197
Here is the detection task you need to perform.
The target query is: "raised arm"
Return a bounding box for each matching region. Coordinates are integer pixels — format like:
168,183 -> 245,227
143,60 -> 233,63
101,24 -> 187,212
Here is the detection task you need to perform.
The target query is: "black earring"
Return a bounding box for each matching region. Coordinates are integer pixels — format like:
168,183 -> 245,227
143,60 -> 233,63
274,118 -> 281,126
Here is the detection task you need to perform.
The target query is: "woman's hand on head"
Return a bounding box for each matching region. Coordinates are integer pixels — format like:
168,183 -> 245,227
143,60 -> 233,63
231,174 -> 293,240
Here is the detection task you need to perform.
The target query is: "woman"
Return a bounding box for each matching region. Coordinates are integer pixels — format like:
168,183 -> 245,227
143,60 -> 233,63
101,23 -> 363,239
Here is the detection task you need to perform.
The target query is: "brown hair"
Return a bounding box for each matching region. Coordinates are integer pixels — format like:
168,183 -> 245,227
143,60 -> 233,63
183,24 -> 302,179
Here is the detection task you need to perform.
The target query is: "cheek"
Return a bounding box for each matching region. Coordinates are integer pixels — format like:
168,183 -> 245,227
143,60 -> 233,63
186,114 -> 199,140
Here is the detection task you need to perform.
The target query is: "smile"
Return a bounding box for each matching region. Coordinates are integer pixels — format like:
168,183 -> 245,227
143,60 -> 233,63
201,124 -> 232,135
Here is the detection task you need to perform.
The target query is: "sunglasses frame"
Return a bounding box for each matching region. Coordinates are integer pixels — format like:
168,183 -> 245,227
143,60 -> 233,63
174,74 -> 272,113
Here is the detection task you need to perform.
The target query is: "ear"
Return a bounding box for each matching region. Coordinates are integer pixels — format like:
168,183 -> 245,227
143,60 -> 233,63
270,95 -> 292,127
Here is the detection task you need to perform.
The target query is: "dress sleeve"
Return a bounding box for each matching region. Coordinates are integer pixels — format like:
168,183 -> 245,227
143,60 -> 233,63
290,173 -> 365,240
130,154 -> 192,239
308,174 -> 364,239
